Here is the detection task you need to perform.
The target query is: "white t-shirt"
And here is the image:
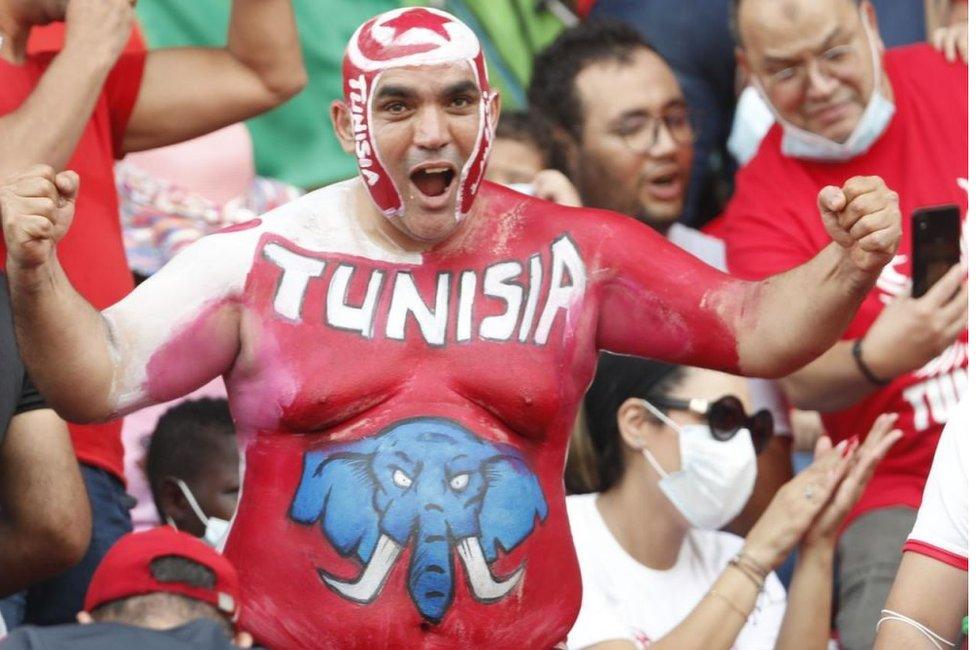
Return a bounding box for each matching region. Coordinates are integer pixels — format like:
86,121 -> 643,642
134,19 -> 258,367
904,402 -> 969,570
567,493 -> 786,650
667,223 -> 728,271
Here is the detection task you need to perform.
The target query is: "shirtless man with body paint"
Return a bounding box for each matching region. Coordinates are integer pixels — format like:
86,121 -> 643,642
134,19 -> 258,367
0,8 -> 903,649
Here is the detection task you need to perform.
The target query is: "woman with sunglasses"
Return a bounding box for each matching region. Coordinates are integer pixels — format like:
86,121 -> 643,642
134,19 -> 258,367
564,353 -> 901,650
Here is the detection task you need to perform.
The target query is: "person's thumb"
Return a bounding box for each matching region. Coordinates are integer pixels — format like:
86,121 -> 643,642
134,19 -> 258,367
818,185 -> 845,214
818,185 -> 854,247
812,435 -> 833,461
54,170 -> 80,202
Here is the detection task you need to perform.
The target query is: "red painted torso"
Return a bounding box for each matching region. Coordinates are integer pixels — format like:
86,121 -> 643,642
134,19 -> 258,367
227,220 -> 596,649
131,180 -> 742,649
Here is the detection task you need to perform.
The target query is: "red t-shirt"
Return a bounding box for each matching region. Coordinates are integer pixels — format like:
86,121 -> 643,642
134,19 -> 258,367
0,50 -> 146,481
722,44 -> 968,524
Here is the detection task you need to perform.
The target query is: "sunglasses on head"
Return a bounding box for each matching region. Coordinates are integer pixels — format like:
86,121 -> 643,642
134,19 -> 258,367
644,394 -> 773,454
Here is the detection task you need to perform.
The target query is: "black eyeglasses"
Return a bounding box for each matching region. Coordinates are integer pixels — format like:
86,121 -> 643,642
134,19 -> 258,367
645,394 -> 773,454
612,106 -> 697,154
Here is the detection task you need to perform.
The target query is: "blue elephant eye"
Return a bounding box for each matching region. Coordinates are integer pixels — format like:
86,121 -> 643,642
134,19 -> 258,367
449,473 -> 470,491
392,469 -> 413,488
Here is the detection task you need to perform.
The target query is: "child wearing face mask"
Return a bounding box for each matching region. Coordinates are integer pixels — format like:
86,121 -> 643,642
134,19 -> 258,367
564,353 -> 901,650
146,399 -> 241,550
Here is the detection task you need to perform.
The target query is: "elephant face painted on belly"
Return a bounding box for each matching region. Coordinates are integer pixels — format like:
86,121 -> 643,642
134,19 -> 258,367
289,417 -> 549,623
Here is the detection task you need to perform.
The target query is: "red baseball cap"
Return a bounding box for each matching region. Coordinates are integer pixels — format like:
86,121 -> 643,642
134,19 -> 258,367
84,527 -> 241,626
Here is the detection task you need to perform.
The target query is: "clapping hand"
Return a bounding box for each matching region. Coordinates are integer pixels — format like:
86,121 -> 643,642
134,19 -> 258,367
802,413 -> 902,546
740,413 -> 901,571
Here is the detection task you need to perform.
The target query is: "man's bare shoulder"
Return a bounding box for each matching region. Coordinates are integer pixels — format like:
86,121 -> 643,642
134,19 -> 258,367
246,178 -> 421,264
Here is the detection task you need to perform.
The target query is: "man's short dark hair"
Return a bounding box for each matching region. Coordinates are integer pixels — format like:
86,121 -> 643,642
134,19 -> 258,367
146,398 -> 235,520
729,0 -> 864,46
90,556 -> 232,637
494,110 -> 557,168
528,20 -> 657,143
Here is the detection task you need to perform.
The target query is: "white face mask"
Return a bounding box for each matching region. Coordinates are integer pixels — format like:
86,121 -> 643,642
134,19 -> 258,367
639,400 -> 757,530
168,478 -> 232,549
755,7 -> 895,162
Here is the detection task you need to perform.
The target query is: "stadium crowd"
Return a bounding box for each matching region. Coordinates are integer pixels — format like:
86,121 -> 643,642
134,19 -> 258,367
0,0 -> 968,648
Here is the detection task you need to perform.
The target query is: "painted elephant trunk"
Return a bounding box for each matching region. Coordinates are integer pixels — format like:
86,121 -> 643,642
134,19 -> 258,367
409,513 -> 454,622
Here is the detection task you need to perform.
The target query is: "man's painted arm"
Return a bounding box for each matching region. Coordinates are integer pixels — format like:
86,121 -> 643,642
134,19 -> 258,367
596,177 -> 900,379
11,231 -> 245,422
6,251 -> 116,422
100,233 -> 247,416
731,240 -> 877,378
2,167 -> 249,422
593,222 -> 852,377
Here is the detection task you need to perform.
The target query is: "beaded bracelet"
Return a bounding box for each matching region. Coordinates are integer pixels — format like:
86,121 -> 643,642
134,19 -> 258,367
728,561 -> 764,592
735,551 -> 770,577
729,552 -> 767,592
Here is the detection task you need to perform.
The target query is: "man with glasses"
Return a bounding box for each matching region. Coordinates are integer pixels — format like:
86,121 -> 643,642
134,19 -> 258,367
529,20 -> 795,535
529,21 -> 697,238
722,1 -> 968,648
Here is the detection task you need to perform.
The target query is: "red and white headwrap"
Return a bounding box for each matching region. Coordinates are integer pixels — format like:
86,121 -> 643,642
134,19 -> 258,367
342,7 -> 494,221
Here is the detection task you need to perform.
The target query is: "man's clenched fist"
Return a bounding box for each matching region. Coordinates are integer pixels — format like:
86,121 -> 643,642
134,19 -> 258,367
0,165 -> 79,271
818,175 -> 902,276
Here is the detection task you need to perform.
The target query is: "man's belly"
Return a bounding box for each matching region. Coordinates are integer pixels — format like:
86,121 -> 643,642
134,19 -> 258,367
224,413 -> 582,649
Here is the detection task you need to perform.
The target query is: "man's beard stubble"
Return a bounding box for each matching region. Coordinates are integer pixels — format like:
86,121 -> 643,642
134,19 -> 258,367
575,157 -> 673,235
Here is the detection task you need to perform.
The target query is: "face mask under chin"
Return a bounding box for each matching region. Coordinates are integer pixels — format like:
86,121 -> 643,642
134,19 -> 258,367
757,9 -> 895,161
169,478 -> 232,549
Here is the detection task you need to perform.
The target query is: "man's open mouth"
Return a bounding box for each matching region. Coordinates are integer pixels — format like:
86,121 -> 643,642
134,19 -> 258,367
645,170 -> 683,201
410,166 -> 457,197
650,173 -> 678,188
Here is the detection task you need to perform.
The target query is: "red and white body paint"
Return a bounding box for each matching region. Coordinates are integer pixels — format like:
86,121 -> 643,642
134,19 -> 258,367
342,7 -> 493,220
102,179 -> 752,648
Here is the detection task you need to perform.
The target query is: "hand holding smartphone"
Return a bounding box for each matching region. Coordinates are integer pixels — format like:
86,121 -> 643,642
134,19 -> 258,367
912,205 -> 961,298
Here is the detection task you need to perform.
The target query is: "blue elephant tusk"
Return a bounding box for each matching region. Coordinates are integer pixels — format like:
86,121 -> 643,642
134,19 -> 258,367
456,537 -> 525,603
318,534 -> 403,604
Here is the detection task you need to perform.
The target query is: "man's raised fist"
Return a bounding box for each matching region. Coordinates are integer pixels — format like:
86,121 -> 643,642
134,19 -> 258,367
0,165 -> 79,270
818,175 -> 902,276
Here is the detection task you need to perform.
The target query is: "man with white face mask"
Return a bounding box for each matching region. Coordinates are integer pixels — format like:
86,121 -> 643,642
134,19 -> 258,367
722,1 -> 968,648
146,399 -> 240,550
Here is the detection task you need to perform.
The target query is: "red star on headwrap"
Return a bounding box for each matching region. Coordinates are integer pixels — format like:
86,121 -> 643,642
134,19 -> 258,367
380,8 -> 452,42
